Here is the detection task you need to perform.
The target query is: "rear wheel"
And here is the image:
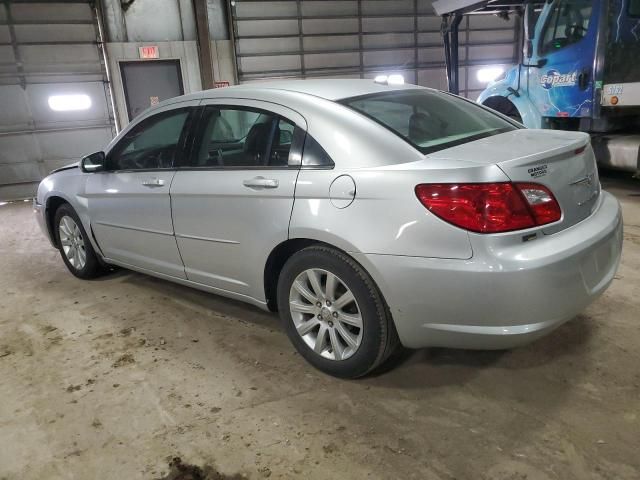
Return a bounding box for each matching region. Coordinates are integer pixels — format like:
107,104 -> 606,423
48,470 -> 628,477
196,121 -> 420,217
277,246 -> 398,378
54,204 -> 105,279
483,96 -> 522,124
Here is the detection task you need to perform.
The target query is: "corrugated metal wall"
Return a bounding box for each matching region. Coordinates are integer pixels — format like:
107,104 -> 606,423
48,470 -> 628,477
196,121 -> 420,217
0,0 -> 115,200
230,0 -> 518,97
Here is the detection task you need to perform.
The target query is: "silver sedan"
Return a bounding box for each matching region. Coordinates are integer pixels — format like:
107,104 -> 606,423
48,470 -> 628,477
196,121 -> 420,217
34,79 -> 623,378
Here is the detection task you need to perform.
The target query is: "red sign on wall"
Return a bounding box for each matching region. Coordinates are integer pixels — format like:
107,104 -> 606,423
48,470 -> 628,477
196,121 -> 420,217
214,81 -> 230,88
139,46 -> 159,59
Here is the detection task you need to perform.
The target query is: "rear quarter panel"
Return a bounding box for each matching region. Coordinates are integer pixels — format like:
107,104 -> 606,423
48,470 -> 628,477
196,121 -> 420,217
290,160 -> 511,259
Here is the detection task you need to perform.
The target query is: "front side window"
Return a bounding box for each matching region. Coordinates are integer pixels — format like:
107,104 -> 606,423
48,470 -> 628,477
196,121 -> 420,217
192,106 -> 295,168
540,0 -> 593,53
341,90 -> 516,155
630,0 -> 640,17
108,108 -> 190,170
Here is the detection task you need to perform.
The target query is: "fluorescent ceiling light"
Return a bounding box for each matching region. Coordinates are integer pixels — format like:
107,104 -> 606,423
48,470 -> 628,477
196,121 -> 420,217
477,67 -> 505,83
374,74 -> 405,85
387,74 -> 405,85
48,94 -> 91,112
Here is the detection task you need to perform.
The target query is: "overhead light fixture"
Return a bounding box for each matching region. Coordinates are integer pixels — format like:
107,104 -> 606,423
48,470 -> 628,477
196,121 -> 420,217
387,74 -> 405,85
374,74 -> 405,85
477,67 -> 505,83
48,94 -> 92,112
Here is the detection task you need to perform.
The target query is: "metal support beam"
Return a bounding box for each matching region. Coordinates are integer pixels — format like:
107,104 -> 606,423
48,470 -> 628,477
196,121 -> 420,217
193,0 -> 215,90
442,13 -> 463,94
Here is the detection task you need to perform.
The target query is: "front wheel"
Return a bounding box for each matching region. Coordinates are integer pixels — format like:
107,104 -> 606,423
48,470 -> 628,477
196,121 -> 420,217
54,204 -> 105,279
277,246 -> 398,378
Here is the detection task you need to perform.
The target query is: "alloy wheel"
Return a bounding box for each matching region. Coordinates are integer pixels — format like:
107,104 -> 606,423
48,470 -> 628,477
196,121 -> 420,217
58,215 -> 86,270
288,268 -> 363,361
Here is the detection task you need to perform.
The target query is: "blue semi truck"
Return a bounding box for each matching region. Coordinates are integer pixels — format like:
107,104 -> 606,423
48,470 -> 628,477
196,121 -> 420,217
434,0 -> 640,172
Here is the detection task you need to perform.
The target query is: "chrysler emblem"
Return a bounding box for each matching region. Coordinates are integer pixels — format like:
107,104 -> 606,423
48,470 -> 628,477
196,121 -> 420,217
570,172 -> 595,187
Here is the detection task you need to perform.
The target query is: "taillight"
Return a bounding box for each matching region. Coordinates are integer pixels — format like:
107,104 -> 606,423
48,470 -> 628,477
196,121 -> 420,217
415,182 -> 561,234
515,182 -> 562,225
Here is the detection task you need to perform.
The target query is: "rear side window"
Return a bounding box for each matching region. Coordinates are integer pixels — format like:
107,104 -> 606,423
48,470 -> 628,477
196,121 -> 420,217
630,0 -> 640,16
302,134 -> 334,167
341,90 -> 516,154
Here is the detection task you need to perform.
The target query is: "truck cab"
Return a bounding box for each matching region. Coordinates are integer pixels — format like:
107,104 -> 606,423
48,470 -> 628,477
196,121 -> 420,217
476,0 -> 640,171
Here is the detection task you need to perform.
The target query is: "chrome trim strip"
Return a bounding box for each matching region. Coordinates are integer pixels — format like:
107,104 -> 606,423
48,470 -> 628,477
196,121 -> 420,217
94,221 -> 173,236
570,172 -> 596,186
175,233 -> 240,244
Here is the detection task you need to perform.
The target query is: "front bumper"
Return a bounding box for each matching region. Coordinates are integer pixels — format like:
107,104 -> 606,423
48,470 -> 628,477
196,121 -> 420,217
354,191 -> 623,349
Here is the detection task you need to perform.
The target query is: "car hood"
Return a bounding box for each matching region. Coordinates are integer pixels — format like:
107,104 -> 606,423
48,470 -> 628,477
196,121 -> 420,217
50,162 -> 79,174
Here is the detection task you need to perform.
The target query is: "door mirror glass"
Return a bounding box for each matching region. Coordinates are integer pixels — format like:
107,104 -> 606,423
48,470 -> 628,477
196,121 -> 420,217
524,39 -> 533,59
523,4 -> 536,59
80,151 -> 105,173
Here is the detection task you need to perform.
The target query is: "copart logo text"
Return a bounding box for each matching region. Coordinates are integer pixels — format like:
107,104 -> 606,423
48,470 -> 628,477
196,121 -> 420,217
541,70 -> 577,90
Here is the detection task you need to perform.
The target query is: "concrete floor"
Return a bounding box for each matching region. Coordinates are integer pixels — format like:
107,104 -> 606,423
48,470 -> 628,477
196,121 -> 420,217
0,174 -> 639,480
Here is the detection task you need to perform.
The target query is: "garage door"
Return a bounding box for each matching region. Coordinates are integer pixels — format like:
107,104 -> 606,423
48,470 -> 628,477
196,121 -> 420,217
0,1 -> 115,200
230,0 -> 518,97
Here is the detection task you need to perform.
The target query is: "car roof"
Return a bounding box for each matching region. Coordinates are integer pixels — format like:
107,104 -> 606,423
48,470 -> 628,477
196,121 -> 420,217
200,79 -> 425,102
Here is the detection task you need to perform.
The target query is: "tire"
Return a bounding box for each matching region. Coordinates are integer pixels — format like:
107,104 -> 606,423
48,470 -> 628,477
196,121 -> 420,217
54,203 -> 105,279
277,245 -> 398,378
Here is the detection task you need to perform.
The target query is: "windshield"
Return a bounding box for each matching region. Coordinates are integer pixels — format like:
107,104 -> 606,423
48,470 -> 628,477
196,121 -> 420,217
340,90 -> 518,154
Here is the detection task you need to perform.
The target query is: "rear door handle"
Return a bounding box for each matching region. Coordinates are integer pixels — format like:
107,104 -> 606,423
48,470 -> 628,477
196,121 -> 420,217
142,179 -> 165,188
242,176 -> 279,189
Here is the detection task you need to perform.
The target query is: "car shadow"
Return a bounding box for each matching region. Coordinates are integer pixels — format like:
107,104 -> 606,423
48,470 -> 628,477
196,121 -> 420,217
105,268 -> 595,389
366,314 -> 596,388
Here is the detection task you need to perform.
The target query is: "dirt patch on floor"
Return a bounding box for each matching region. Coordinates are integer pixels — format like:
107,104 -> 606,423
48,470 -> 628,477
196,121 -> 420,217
156,457 -> 246,480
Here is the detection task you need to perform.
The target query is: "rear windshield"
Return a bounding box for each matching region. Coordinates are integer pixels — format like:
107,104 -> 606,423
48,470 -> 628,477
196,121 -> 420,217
340,90 -> 518,154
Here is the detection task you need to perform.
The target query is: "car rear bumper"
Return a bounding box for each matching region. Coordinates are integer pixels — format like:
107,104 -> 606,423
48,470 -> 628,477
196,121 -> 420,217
354,191 -> 623,349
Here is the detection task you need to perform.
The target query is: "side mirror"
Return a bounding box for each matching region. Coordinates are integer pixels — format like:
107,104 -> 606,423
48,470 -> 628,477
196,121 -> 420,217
80,151 -> 106,173
524,40 -> 533,59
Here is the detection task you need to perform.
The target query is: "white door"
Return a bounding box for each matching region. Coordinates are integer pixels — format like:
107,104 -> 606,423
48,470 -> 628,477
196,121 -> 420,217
170,100 -> 307,302
86,103 -> 197,278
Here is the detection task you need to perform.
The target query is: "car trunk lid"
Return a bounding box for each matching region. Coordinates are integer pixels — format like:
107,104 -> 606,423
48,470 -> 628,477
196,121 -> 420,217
426,129 -> 600,234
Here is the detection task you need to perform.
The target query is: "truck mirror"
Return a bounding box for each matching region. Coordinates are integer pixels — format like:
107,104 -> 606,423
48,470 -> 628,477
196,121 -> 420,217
524,40 -> 533,59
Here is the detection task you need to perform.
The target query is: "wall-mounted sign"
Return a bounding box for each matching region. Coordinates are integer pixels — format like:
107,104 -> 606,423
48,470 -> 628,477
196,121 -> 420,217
214,81 -> 230,88
150,96 -> 159,106
139,46 -> 159,59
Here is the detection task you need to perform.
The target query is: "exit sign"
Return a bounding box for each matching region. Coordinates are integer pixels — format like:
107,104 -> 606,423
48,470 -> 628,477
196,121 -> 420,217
138,46 -> 159,59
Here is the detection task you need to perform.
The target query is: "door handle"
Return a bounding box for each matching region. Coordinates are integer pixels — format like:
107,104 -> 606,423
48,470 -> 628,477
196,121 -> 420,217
142,179 -> 165,188
578,70 -> 590,91
242,176 -> 279,189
